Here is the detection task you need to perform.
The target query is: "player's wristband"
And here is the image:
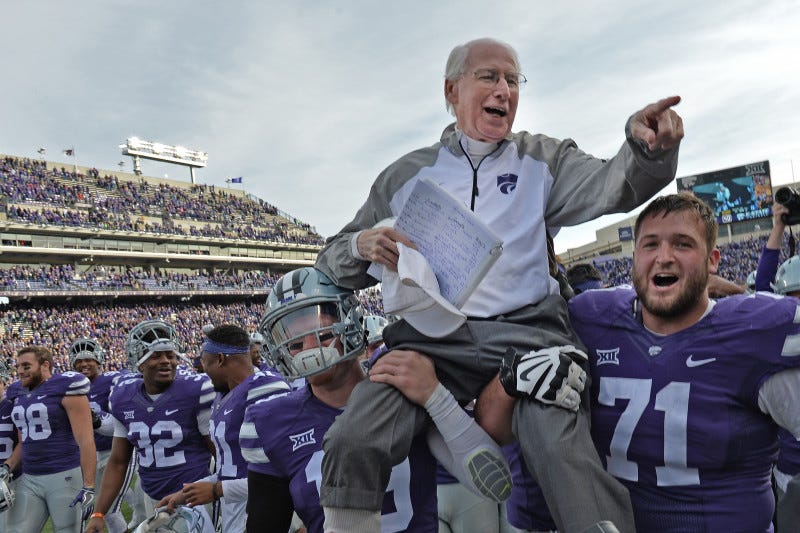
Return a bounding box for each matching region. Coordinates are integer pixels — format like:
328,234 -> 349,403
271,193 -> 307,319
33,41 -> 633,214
91,512 -> 105,519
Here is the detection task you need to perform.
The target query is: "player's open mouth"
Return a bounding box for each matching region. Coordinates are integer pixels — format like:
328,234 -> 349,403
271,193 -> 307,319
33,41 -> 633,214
485,106 -> 506,117
653,274 -> 678,287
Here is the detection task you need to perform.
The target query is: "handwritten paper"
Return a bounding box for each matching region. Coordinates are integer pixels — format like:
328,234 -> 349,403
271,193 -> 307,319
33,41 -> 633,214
394,178 -> 503,308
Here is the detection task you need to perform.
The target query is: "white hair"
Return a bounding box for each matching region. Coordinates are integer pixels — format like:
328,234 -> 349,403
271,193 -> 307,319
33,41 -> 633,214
444,38 -> 521,116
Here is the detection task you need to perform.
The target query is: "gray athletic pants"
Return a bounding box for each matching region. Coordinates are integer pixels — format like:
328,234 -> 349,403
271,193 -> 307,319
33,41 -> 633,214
776,472 -> 800,533
5,466 -> 83,533
320,295 -> 634,533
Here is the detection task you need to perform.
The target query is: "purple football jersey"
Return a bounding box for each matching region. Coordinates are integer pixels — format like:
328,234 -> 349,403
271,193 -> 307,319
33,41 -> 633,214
88,370 -> 120,452
109,372 -> 214,499
210,369 -> 289,481
241,386 -> 437,533
11,371 -> 90,475
570,288 -> 800,532
4,380 -> 23,402
0,397 -> 17,462
777,429 -> 800,477
502,443 -> 557,531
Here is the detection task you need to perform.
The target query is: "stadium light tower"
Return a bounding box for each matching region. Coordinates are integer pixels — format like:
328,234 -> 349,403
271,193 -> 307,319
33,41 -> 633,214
119,137 -> 208,183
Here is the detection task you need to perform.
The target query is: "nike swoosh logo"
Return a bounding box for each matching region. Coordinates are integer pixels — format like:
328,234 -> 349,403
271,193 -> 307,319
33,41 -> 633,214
165,409 -> 179,415
224,409 -> 234,415
518,359 -> 549,383
37,395 -> 47,400
90,394 -> 99,398
686,355 -> 716,368
0,415 -> 10,420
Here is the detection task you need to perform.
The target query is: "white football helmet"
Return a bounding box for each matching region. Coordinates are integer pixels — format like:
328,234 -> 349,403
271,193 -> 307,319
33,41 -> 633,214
260,267 -> 365,379
0,478 -> 13,513
249,331 -> 265,345
774,256 -> 800,296
363,315 -> 389,346
68,338 -> 105,367
133,506 -> 205,533
0,358 -> 11,385
125,320 -> 183,370
745,270 -> 757,294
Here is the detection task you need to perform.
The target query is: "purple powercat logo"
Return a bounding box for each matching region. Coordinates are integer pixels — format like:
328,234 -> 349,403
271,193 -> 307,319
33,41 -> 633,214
497,173 -> 518,194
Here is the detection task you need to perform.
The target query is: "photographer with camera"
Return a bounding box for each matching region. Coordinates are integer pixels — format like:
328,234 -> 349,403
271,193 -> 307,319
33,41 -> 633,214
774,187 -> 800,226
755,199 -> 792,293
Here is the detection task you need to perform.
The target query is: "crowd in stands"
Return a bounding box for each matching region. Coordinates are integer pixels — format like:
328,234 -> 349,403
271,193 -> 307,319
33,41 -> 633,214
358,286 -> 385,316
0,264 -> 281,292
0,156 -> 324,245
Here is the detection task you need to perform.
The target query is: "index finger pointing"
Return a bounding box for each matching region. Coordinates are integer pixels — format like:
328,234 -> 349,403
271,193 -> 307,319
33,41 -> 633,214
645,95 -> 681,116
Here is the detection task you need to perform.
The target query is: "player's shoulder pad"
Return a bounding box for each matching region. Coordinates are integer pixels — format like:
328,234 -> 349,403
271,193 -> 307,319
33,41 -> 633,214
247,371 -> 291,403
174,373 -> 214,409
94,371 -> 119,389
569,285 -> 635,327
56,371 -> 91,396
175,370 -> 212,390
713,292 -> 800,331
247,388 -> 298,418
109,373 -> 142,398
5,381 -> 23,402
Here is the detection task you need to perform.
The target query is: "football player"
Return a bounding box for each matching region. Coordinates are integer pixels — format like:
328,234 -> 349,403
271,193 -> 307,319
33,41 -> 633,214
478,193 -> 800,531
85,320 -> 216,533
0,358 -> 17,464
0,359 -> 19,530
362,315 -> 389,360
3,345 -> 97,533
240,267 -> 511,533
570,193 -> 800,531
249,331 -> 273,372
158,324 -> 290,531
69,337 -> 129,533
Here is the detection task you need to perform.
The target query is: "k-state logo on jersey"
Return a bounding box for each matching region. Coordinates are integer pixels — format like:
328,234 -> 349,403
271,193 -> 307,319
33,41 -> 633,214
290,428 -> 316,452
596,348 -> 620,366
497,173 -> 518,194
124,410 -> 135,420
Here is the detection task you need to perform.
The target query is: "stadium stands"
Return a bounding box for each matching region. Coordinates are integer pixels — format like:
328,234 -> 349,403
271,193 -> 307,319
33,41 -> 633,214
1,155 -> 324,244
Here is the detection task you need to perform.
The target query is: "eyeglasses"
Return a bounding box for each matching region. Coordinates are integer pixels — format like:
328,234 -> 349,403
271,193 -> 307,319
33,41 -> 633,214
470,68 -> 527,90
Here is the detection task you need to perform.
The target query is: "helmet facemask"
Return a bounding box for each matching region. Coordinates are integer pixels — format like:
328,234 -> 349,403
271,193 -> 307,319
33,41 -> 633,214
125,320 -> 183,371
261,268 -> 366,380
69,338 -> 105,368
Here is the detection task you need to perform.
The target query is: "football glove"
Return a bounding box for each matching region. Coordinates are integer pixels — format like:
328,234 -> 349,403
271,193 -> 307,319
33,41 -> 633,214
69,486 -> 95,522
0,464 -> 11,483
0,478 -> 14,513
499,345 -> 587,411
91,410 -> 103,430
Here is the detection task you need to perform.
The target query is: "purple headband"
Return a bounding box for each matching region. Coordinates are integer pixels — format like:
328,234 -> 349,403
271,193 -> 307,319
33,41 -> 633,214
202,339 -> 249,356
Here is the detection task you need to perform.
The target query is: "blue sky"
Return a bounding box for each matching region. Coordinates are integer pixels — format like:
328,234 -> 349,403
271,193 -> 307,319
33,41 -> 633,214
2,0 -> 798,253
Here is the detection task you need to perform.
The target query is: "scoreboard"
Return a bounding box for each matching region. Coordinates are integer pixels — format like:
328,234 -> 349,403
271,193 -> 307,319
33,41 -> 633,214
677,160 -> 772,224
